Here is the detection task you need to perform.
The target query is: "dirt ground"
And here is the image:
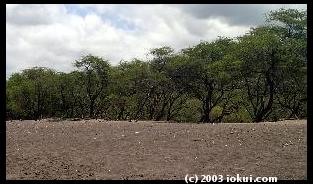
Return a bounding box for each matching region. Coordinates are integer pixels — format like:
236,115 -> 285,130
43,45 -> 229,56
6,119 -> 307,180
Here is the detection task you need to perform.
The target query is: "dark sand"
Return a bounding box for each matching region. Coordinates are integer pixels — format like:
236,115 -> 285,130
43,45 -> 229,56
6,119 -> 307,180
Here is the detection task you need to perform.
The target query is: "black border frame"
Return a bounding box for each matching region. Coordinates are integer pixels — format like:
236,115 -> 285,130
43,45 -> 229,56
2,1 -> 310,183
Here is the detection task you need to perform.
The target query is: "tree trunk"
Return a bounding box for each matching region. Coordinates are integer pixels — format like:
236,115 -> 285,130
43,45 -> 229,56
155,100 -> 168,121
253,50 -> 277,123
89,99 -> 95,118
118,106 -> 125,120
200,89 -> 213,123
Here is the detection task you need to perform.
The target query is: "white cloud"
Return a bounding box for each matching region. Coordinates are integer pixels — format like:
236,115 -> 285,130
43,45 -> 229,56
6,4 -> 67,26
6,4 -> 306,78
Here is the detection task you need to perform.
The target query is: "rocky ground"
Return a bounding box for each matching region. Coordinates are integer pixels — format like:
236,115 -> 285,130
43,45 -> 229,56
6,119 -> 307,180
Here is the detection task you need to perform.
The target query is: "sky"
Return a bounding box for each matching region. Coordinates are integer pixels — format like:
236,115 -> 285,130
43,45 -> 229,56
6,4 -> 307,78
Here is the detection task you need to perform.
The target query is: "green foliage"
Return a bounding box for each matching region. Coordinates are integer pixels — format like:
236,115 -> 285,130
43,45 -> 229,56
175,98 -> 202,123
74,54 -> 111,118
6,8 -> 306,123
6,67 -> 58,119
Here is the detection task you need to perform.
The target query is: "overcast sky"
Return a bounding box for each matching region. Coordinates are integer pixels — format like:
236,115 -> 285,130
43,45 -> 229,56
6,4 -> 307,78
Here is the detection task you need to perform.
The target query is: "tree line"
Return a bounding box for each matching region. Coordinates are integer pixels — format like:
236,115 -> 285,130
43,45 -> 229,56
6,8 -> 307,123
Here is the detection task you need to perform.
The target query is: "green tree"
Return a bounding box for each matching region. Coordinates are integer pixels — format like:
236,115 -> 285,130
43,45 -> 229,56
236,27 -> 283,122
6,8 -> 306,123
6,67 -> 58,120
74,54 -> 110,118
267,8 -> 307,119
171,38 -> 239,123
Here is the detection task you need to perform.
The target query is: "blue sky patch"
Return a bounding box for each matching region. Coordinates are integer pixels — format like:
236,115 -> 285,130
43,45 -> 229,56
65,5 -> 137,32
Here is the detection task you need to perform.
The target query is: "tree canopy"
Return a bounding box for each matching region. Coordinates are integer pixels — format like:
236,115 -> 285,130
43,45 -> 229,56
6,8 -> 307,123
